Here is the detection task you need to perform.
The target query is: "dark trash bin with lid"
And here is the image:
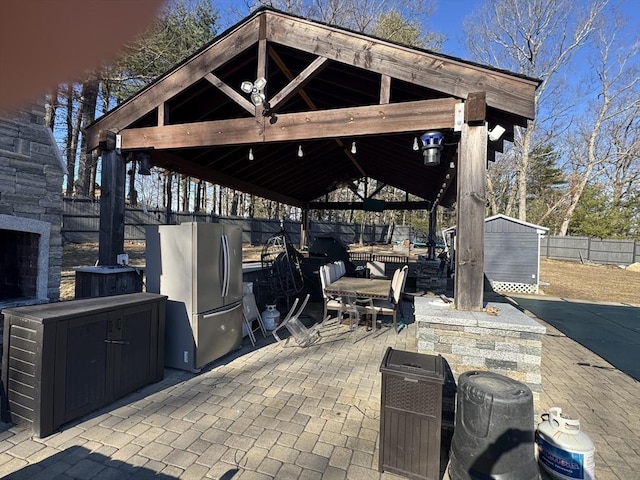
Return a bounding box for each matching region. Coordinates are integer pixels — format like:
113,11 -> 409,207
379,347 -> 445,480
448,370 -> 540,480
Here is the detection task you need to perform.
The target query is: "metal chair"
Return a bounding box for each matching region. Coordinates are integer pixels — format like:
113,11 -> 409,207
242,293 -> 267,347
272,294 -> 321,347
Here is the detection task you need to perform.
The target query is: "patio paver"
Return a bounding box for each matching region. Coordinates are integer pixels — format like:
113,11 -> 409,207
0,298 -> 638,479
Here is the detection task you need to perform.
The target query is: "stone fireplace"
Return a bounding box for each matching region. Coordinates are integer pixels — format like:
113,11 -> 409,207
0,102 -> 65,310
0,215 -> 51,306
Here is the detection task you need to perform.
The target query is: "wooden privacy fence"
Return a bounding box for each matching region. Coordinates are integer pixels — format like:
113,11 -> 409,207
61,199 -> 412,247
541,236 -> 640,265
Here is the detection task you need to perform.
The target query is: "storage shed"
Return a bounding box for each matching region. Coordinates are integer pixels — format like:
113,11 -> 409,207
444,214 -> 548,294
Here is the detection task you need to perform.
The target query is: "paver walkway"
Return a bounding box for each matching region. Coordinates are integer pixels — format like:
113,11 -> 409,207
0,297 -> 638,480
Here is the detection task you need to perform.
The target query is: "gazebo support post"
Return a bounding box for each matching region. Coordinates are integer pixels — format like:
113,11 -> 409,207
300,209 -> 309,249
454,93 -> 487,311
98,131 -> 126,266
428,207 -> 437,260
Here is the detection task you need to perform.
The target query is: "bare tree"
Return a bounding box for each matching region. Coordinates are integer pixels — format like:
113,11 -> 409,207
465,0 -> 609,221
254,0 -> 442,48
75,75 -> 100,197
558,24 -> 640,235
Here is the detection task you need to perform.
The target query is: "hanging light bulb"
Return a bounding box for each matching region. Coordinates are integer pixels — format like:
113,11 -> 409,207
298,145 -> 303,158
412,137 -> 419,151
449,162 -> 455,169
351,142 -> 357,154
248,148 -> 254,161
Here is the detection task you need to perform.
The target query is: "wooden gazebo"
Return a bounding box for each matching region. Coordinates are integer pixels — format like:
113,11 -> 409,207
85,7 -> 539,311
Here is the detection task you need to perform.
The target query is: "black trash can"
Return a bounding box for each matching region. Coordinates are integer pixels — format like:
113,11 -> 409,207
379,347 -> 445,480
448,371 -> 540,480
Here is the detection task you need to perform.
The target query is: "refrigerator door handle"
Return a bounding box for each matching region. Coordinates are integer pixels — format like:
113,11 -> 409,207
221,234 -> 230,298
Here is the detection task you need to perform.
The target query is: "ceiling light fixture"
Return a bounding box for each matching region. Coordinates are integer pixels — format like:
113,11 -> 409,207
420,131 -> 444,166
136,152 -> 152,175
241,77 -> 267,106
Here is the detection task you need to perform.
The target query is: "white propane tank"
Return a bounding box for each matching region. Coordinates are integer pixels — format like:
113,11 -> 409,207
262,304 -> 280,330
536,407 -> 595,480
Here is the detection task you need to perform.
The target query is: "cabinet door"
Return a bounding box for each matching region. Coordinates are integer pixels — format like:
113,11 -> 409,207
112,302 -> 158,399
54,312 -> 112,428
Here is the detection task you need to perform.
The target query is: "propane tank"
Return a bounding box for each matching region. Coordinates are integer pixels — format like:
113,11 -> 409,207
262,304 -> 280,330
536,407 -> 595,480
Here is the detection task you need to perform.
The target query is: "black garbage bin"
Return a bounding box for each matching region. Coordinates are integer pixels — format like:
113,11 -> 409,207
448,371 -> 540,480
379,347 -> 445,480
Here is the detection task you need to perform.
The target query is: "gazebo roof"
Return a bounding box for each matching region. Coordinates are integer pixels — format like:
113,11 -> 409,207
86,7 -> 539,210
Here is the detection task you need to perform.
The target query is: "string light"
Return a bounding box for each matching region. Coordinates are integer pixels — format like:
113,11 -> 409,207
248,148 -> 254,161
297,145 -> 304,157
351,142 -> 357,154
412,137 -> 419,151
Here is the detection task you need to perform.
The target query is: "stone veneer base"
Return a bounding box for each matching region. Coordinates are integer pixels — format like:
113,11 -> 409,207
415,297 -> 546,408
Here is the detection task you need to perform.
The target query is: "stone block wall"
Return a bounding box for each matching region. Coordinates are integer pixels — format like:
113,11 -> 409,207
0,102 -> 64,302
415,298 -> 546,408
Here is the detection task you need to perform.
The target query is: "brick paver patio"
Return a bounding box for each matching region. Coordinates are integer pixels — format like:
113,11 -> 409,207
1,297 -> 638,479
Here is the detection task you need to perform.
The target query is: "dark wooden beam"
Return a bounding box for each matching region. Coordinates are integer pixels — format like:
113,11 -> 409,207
98,135 -> 126,266
454,122 -> 487,311
205,73 -> 255,114
263,98 -> 457,142
380,74 -> 391,104
269,56 -> 329,110
86,15 -> 261,151
308,201 -> 431,210
465,92 -> 486,125
120,98 -> 458,149
265,11 -> 538,120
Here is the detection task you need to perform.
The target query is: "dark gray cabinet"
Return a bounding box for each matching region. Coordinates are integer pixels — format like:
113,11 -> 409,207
1,293 -> 166,437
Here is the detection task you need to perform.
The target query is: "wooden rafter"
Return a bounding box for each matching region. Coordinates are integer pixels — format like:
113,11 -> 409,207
119,97 -> 458,150
267,45 -> 367,177
265,11 -> 537,119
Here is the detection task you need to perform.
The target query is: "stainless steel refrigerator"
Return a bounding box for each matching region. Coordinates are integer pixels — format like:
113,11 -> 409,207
146,222 -> 243,372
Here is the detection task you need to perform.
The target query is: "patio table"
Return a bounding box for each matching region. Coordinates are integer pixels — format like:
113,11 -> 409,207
324,277 -> 392,299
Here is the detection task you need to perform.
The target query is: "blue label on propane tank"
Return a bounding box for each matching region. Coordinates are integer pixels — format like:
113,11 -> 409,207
538,437 -> 584,479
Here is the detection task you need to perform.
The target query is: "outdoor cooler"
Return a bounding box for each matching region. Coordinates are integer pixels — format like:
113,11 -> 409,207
379,347 -> 445,480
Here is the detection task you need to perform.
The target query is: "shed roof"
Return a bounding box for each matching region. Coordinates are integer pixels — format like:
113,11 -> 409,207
444,214 -> 549,235
85,7 -> 539,210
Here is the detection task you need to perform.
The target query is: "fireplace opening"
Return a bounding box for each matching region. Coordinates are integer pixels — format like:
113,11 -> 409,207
0,229 -> 39,301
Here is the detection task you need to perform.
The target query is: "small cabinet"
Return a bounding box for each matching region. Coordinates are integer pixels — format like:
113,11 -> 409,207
1,293 -> 166,438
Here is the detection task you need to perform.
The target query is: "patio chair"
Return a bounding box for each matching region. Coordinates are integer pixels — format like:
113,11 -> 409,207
272,294 -> 321,347
334,260 -> 346,277
319,264 -> 344,323
371,265 -> 408,333
242,293 -> 267,347
342,289 -> 377,342
366,260 -> 386,278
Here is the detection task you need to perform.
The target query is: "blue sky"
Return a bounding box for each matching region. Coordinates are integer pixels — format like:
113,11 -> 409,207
212,0 -> 639,62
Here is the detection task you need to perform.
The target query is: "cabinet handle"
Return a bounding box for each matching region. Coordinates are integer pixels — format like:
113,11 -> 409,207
104,340 -> 130,345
